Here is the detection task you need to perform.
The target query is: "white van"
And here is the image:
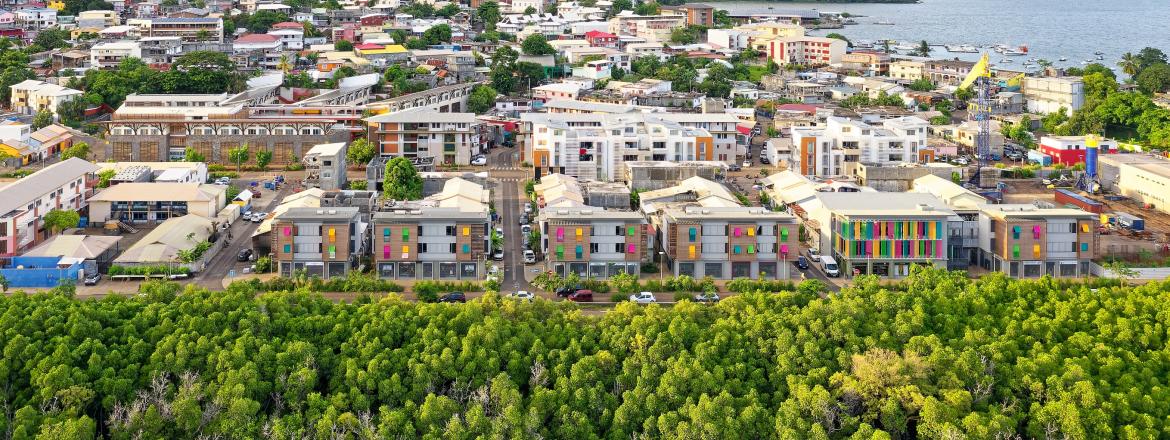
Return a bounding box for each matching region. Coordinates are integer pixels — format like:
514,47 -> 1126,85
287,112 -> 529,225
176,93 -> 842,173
820,256 -> 841,277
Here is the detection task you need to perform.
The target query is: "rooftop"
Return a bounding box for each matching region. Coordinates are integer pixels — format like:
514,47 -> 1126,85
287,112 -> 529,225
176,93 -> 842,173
90,183 -> 223,202
114,214 -> 215,264
276,206 -> 360,221
0,158 -> 98,217
22,235 -> 122,260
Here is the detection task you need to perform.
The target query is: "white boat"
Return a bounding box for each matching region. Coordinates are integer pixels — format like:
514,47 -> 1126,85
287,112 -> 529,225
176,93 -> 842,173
999,58 -> 1013,63
1058,56 -> 1067,61
1004,49 -> 1026,56
946,44 -> 978,53
874,21 -> 895,25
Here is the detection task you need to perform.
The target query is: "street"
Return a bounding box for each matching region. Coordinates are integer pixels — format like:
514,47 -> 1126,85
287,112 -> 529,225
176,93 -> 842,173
487,146 -> 535,296
195,180 -> 292,289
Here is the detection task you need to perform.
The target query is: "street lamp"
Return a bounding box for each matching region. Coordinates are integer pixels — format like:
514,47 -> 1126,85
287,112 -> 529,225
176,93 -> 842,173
658,251 -> 666,282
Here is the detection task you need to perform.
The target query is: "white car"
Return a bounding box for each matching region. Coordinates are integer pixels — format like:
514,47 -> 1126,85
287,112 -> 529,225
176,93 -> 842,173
629,291 -> 657,303
521,224 -> 532,235
495,226 -> 504,237
742,160 -> 752,168
523,249 -> 536,264
511,291 -> 534,301
471,156 -> 487,166
807,248 -> 821,260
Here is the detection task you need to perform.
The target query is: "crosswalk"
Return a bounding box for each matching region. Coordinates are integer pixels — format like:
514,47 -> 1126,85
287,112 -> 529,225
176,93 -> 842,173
489,166 -> 525,171
494,177 -> 525,182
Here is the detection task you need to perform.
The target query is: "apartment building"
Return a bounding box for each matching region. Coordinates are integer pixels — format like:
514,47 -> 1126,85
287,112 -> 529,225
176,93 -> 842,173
364,108 -> 481,166
8,80 -> 82,116
105,94 -> 347,164
661,3 -> 714,27
90,41 -> 142,69
925,59 -> 975,86
1098,154 -> 1170,216
0,158 -> 99,257
890,60 -> 925,81
840,51 -> 891,77
302,142 -> 347,191
372,179 -> 491,280
540,208 -> 647,278
521,112 -> 742,181
1021,76 -> 1085,114
819,193 -> 954,277
657,206 -> 800,279
764,36 -> 846,66
608,13 -> 686,42
272,207 -> 365,279
140,17 -> 223,42
977,204 -> 1097,278
791,116 -> 929,177
88,182 -> 227,224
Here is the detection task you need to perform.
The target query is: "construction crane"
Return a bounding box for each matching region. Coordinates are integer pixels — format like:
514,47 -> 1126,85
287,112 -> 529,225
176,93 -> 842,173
959,53 -> 992,188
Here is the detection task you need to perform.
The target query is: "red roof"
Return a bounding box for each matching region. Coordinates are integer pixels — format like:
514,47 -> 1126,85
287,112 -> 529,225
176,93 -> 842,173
585,30 -> 617,39
271,21 -> 303,30
234,33 -> 280,43
354,43 -> 384,50
736,124 -> 752,135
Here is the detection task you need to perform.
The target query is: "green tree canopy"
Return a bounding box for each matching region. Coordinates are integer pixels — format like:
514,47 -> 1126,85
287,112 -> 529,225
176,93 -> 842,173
42,209 -> 81,233
467,85 -> 498,114
520,33 -> 555,56
334,39 -> 354,51
383,156 -> 423,200
31,108 -> 53,130
422,24 -> 453,45
60,142 -> 90,160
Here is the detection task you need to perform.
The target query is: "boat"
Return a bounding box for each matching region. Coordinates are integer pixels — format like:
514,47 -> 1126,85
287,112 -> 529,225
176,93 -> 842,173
1094,51 -> 1104,55
874,21 -> 895,25
1004,49 -> 1026,56
999,58 -> 1013,64
945,44 -> 978,53
1059,56 -> 1067,61
1096,55 -> 1104,60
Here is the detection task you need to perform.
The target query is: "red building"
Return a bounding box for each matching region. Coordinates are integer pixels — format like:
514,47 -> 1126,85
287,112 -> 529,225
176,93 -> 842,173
1038,136 -> 1118,166
584,30 -> 618,49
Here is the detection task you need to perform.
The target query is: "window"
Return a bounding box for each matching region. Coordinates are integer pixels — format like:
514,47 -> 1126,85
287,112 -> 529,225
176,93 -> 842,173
1081,242 -> 1089,252
419,243 -> 428,253
401,245 -> 410,257
283,244 -> 291,253
590,243 -> 600,253
328,245 -> 336,259
446,226 -> 456,236
449,243 -> 457,253
1011,225 -> 1020,239
575,245 -> 583,259
462,244 -> 471,253
383,228 -> 390,239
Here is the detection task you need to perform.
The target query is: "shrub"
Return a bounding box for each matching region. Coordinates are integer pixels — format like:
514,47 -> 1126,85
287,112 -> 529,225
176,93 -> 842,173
414,280 -> 481,296
665,275 -> 697,292
610,272 -> 639,294
610,293 -> 626,302
640,262 -> 659,274
484,277 -> 501,292
673,291 -> 692,302
582,278 -> 610,293
254,256 -> 272,273
417,291 -> 439,303
727,278 -> 797,293
107,265 -> 191,277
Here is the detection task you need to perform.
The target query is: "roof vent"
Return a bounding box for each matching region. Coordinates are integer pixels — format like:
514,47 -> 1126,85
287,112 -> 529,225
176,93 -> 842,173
327,210 -> 337,215
917,204 -> 931,211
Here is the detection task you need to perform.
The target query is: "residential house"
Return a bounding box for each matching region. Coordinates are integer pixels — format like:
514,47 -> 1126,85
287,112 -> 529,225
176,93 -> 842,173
371,178 -> 490,280
364,108 -> 482,166
88,182 -> 227,224
539,207 -> 648,278
302,142 -> 347,191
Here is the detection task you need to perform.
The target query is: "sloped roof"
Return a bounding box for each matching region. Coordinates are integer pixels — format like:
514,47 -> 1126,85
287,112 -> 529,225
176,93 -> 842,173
253,188 -> 326,237
910,174 -> 987,210
235,33 -> 280,43
90,183 -> 217,202
425,177 -> 490,211
114,214 -> 214,264
22,235 -> 122,259
0,158 -> 98,217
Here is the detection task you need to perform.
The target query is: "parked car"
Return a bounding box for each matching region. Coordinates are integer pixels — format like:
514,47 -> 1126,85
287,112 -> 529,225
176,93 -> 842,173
251,212 -> 266,223
742,160 -> 752,169
693,291 -> 720,303
629,291 -> 657,303
237,248 -> 254,262
807,248 -> 821,261
795,255 -> 810,270
760,156 -> 771,165
471,155 -> 487,166
495,226 -> 504,238
567,290 -> 593,302
519,214 -> 529,225
555,285 -> 579,297
439,292 -> 467,303
492,249 -> 504,260
728,164 -> 741,172
214,177 -> 231,185
511,291 -> 534,301
83,272 -> 101,286
523,249 -> 536,264
521,224 -> 532,235
524,203 -> 533,214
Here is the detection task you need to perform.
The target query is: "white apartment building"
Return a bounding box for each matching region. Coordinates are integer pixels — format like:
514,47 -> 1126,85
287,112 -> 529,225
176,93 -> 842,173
267,28 -> 305,50
522,112 -> 742,181
791,116 -> 929,177
765,36 -> 846,66
8,80 -> 82,116
1021,76 -> 1085,114
90,41 -> 143,69
0,158 -> 99,257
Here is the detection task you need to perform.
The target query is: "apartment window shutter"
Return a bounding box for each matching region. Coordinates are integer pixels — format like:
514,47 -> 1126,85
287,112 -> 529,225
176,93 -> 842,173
463,226 -> 470,236
383,245 -> 390,259
1012,244 -> 1019,258
462,244 -> 471,253
688,245 -> 696,258
283,244 -> 291,253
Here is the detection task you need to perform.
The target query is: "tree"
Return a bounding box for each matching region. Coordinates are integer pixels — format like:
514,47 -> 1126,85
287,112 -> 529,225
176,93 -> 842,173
634,1 -> 659,16
436,3 -> 460,17
523,6 -> 536,14
31,108 -> 53,129
43,209 -> 81,234
514,62 -> 546,89
246,10 -> 288,33
713,9 -> 732,28
1136,47 -> 1168,72
345,138 -> 376,166
255,149 -> 273,170
334,39 -> 354,51
422,24 -> 453,46
0,273 -> 7,292
383,157 -> 423,200
182,147 -> 205,162
60,142 -> 90,160
609,0 -> 633,17
1135,63 -> 1170,94
171,51 -> 240,94
521,34 -> 555,56
228,145 -> 250,172
670,27 -> 698,45
908,77 -> 935,92
467,85 -> 498,114
954,86 -> 974,102
1118,52 -> 1141,77
913,40 -> 931,57
825,33 -> 851,48
96,168 -> 115,188
477,1 -> 501,30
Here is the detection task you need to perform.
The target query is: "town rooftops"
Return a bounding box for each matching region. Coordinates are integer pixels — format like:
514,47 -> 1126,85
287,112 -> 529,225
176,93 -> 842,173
373,206 -> 488,222
364,107 -> 477,124
234,33 -> 280,43
817,192 -> 956,217
978,203 -> 1094,219
114,214 -> 214,264
150,17 -> 220,23
542,207 -> 644,221
663,205 -> 795,222
276,206 -> 360,221
90,182 -> 224,202
22,235 -> 123,260
910,174 -> 987,210
0,158 -> 98,218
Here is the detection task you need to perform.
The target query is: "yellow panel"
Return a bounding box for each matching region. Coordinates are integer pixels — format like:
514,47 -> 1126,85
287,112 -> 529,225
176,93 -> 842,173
463,227 -> 470,236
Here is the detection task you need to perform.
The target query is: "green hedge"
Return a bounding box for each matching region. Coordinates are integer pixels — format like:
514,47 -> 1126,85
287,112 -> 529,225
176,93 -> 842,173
726,278 -> 797,293
108,265 -> 192,276
413,280 -> 482,296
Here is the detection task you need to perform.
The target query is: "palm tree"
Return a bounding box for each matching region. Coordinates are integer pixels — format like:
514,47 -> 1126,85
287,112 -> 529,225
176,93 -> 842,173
277,54 -> 292,74
1118,52 -> 1140,76
881,40 -> 892,54
915,40 -> 931,57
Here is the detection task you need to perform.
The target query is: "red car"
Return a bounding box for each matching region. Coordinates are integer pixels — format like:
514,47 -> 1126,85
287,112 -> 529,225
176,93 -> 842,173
567,290 -> 593,302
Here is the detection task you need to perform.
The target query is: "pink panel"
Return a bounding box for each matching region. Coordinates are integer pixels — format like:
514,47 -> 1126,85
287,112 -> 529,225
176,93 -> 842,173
627,243 -> 636,253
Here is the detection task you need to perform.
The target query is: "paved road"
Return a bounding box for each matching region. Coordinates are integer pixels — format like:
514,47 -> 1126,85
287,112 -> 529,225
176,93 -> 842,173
195,181 -> 292,289
486,146 -> 535,295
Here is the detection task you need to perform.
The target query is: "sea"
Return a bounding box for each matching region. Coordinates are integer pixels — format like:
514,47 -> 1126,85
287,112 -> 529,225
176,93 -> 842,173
718,0 -> 1170,74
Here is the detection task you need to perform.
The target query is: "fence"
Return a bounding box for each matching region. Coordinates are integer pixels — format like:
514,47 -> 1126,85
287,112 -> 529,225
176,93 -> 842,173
0,256 -> 82,288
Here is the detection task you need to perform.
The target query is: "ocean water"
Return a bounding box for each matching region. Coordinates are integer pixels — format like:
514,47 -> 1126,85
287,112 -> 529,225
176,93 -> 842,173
718,0 -> 1170,73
